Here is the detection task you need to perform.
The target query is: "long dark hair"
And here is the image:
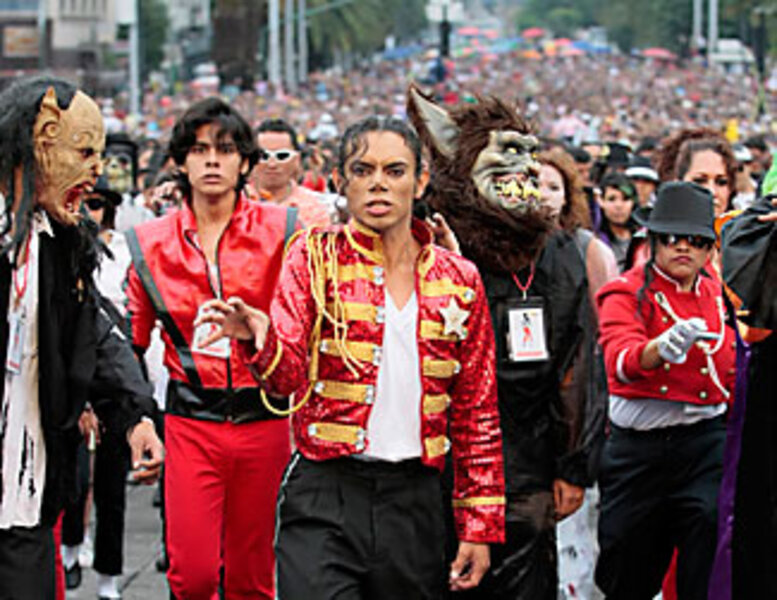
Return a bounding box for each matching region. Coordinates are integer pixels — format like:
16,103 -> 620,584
597,172 -> 638,246
0,77 -> 78,258
636,235 -> 658,317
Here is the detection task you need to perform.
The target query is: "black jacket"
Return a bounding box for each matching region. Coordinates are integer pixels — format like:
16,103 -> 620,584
0,221 -> 155,527
482,231 -> 600,495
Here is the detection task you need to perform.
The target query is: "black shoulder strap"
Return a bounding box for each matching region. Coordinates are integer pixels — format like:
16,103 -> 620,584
284,206 -> 299,247
125,228 -> 202,388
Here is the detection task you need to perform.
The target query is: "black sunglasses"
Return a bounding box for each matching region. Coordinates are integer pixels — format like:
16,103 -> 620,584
85,197 -> 106,211
656,233 -> 713,249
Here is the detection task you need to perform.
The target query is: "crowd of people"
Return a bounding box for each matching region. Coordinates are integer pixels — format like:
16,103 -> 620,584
1,46 -> 777,600
111,53 -> 775,157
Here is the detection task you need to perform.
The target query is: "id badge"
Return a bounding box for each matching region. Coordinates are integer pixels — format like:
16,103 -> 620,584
192,304 -> 231,359
506,296 -> 549,363
6,310 -> 26,374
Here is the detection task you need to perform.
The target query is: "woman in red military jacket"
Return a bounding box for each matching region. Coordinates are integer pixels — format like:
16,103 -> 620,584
594,182 -> 735,600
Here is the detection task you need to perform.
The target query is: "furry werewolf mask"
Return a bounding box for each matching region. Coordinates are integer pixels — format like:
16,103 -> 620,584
407,85 -> 552,273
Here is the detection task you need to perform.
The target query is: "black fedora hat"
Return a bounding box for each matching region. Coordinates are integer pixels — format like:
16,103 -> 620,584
634,181 -> 715,239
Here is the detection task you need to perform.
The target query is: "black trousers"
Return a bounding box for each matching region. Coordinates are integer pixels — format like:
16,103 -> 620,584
595,417 -> 725,600
0,525 -> 55,599
61,425 -> 130,575
276,454 -> 447,600
450,491 -> 557,600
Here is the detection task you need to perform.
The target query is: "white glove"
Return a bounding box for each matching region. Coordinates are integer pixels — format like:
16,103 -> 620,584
657,318 -> 709,364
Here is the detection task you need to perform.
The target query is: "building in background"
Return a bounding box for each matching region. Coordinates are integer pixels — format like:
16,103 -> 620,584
0,0 -> 46,76
0,0 -> 118,91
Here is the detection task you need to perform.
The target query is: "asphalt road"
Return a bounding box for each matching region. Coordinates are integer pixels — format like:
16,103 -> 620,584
66,483 -> 168,600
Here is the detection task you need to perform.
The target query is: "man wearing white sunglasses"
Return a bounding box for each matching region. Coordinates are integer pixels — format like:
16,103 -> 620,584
253,119 -> 333,227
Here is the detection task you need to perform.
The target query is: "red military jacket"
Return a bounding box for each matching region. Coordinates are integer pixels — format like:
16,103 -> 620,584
597,264 -> 736,406
241,218 -> 506,543
126,195 -> 295,390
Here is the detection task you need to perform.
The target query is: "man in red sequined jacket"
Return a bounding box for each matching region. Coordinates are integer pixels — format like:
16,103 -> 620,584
198,116 -> 504,599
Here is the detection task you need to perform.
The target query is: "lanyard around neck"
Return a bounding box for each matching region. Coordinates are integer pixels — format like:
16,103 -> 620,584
511,262 -> 535,301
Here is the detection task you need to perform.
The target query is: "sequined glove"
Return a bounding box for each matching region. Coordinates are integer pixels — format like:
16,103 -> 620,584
657,318 -> 709,364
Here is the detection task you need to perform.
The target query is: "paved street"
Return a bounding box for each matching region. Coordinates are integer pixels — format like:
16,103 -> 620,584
66,483 -> 169,600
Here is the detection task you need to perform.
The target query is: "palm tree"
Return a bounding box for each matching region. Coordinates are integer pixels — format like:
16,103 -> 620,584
212,0 -> 266,87
305,0 -> 427,70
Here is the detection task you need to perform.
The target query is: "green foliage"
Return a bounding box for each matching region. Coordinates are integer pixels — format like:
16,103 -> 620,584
516,0 -> 600,34
306,0 -> 427,69
546,8 -> 584,38
139,0 -> 169,78
514,0 -> 775,55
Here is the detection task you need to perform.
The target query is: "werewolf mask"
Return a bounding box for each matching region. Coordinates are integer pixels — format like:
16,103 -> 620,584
407,85 -> 552,273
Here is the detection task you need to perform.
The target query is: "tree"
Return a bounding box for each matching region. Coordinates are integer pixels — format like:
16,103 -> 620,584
139,0 -> 170,81
515,0 -> 600,35
546,7 -> 585,38
212,0 -> 266,87
305,0 -> 427,70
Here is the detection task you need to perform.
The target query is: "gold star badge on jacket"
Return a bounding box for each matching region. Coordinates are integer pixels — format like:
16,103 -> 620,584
439,297 -> 470,340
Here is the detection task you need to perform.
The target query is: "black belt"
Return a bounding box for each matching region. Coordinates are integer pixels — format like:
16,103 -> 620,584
166,379 -> 287,423
312,455 -> 433,479
609,414 -> 725,440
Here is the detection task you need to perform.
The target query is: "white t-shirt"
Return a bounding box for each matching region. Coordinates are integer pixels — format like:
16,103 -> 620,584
363,292 -> 422,461
0,213 -> 50,528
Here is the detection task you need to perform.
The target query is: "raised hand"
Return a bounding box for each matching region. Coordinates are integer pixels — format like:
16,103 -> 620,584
194,296 -> 270,352
656,317 -> 713,364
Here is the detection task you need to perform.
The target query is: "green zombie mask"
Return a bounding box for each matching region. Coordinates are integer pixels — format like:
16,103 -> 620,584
407,86 -> 541,214
104,153 -> 133,195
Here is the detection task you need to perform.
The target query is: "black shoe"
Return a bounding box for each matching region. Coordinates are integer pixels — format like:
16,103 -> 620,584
98,597 -> 122,600
64,562 -> 82,590
155,550 -> 169,572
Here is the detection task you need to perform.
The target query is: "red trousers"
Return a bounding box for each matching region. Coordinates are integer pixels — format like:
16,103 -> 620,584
165,415 -> 291,600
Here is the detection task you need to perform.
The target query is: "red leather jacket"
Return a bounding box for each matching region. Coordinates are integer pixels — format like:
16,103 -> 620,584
597,264 -> 736,406
241,218 -> 505,543
126,195 -> 295,398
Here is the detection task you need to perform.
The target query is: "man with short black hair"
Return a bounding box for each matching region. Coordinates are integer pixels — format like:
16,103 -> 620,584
126,98 -> 297,599
253,118 -> 333,226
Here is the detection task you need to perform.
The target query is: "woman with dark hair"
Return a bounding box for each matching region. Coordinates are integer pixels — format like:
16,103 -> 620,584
655,128 -> 736,218
594,182 -> 735,600
539,148 -> 618,302
595,173 -> 639,272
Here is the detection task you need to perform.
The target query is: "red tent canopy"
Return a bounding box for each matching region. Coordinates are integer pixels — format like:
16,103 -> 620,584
457,26 -> 480,36
643,47 -> 677,60
522,27 -> 546,39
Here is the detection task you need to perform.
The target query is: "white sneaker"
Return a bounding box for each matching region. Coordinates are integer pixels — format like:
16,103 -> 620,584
78,535 -> 94,568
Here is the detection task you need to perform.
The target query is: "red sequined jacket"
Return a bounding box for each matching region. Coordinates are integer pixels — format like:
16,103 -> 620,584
241,218 -> 506,543
597,264 -> 736,406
